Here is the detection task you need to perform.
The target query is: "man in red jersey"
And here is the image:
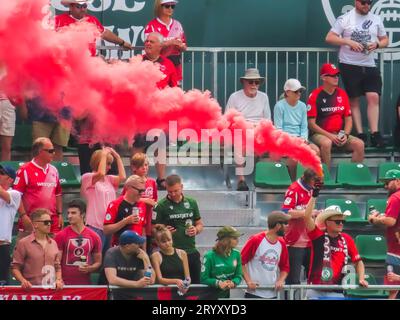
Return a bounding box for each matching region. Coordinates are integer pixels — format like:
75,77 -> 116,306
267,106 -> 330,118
14,137 -> 63,238
307,63 -> 364,169
56,0 -> 132,56
304,181 -> 368,299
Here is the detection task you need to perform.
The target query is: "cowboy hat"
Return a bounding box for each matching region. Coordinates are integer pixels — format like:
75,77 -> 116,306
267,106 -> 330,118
315,205 -> 351,229
61,0 -> 93,6
240,68 -> 265,81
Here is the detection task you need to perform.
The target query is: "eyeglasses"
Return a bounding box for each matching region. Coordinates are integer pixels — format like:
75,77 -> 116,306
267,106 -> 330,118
34,220 -> 52,226
358,0 -> 372,5
162,4 -> 176,9
42,148 -> 55,154
328,220 -> 346,225
278,221 -> 289,226
129,185 -> 145,193
247,80 -> 261,85
73,3 -> 88,9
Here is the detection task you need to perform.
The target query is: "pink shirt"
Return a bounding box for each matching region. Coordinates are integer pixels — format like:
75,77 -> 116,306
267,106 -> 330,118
12,233 -> 61,285
54,226 -> 101,285
81,173 -> 118,230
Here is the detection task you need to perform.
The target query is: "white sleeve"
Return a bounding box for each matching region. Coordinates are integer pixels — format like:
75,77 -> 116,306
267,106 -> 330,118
377,18 -> 387,37
8,190 -> 21,209
330,16 -> 345,36
225,94 -> 235,113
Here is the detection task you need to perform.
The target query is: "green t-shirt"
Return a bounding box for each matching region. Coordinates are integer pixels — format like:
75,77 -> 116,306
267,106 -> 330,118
152,195 -> 201,254
200,249 -> 243,299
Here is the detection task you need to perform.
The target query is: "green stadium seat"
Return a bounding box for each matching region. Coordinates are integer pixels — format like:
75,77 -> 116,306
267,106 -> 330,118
296,163 -> 342,188
366,199 -> 387,217
355,235 -> 387,262
12,124 -> 32,150
52,161 -> 80,188
336,163 -> 381,188
0,161 -> 26,172
345,273 -> 388,298
325,198 -> 366,223
254,162 -> 292,188
378,162 -> 400,181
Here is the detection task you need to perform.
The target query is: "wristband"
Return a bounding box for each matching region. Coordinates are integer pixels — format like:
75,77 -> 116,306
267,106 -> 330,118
119,40 -> 125,46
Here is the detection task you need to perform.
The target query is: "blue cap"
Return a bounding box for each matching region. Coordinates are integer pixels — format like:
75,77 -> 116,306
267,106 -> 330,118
119,230 -> 145,245
0,165 -> 16,180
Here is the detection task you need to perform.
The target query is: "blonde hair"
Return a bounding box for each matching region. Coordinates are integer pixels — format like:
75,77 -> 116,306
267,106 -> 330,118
89,150 -> 113,171
153,225 -> 172,243
130,153 -> 149,171
153,0 -> 162,17
213,237 -> 235,257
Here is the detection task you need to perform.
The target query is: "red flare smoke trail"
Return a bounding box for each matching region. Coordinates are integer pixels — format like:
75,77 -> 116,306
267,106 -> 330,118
0,0 -> 322,176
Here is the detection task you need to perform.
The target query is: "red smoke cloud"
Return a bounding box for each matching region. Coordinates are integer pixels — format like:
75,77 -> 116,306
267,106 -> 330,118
0,0 -> 322,176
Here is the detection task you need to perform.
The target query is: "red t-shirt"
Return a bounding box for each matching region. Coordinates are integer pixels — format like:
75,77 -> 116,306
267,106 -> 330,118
55,13 -> 105,56
384,190 -> 400,256
142,55 -> 178,89
103,196 -> 147,246
142,178 -> 158,236
307,227 -> 361,285
14,160 -> 62,233
54,226 -> 101,285
307,87 -> 351,134
281,179 -> 312,247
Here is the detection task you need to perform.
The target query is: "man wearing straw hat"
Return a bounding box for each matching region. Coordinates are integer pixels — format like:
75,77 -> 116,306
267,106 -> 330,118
225,68 -> 271,191
304,183 -> 368,299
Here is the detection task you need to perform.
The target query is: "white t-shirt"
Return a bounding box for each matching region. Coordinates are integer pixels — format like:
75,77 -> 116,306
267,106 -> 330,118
225,90 -> 271,124
331,8 -> 386,67
0,189 -> 21,243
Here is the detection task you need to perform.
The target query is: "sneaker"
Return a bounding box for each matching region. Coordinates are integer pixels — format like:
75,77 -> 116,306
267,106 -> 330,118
237,180 -> 249,191
370,131 -> 385,148
357,133 -> 367,144
156,178 -> 166,190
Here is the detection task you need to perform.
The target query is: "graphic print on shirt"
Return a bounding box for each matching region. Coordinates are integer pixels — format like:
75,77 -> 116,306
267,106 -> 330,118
258,249 -> 279,271
65,237 -> 92,266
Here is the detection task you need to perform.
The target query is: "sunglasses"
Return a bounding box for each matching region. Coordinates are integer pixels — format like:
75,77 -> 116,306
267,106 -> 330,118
328,220 -> 346,225
34,220 -> 52,226
162,4 -> 176,9
42,148 -> 56,154
278,221 -> 289,226
293,89 -> 303,94
0,169 -> 7,176
73,3 -> 88,9
247,80 -> 261,85
358,0 -> 373,5
129,185 -> 145,193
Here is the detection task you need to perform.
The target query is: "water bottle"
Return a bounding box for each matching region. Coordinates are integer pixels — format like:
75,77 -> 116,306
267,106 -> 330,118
177,277 -> 191,296
337,130 -> 346,139
387,265 -> 394,273
144,266 -> 152,278
185,219 -> 193,236
369,205 -> 379,215
80,255 -> 87,267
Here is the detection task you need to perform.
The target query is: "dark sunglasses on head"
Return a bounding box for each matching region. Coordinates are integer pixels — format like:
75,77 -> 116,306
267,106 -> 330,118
329,220 -> 346,225
42,148 -> 56,154
74,3 -> 88,9
247,80 -> 261,85
162,4 -> 176,9
34,220 -> 52,226
358,0 -> 373,5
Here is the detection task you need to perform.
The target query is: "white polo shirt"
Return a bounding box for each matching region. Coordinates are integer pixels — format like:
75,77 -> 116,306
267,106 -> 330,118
0,189 -> 21,243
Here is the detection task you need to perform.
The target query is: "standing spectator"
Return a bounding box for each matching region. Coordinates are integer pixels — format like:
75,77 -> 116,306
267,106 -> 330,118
394,94 -> 400,148
145,0 -> 187,83
151,225 -> 190,294
304,182 -> 368,299
80,147 -> 126,251
130,153 -> 157,255
307,63 -> 365,169
201,226 -> 243,299
0,165 -> 21,284
54,199 -> 102,285
326,0 -> 389,148
241,212 -> 290,299
103,175 -> 147,247
274,79 -> 320,180
225,68 -> 271,191
281,169 -> 318,288
11,209 -> 63,289
152,174 -> 204,284
104,230 -> 155,299
368,169 -> 400,299
14,137 -> 63,238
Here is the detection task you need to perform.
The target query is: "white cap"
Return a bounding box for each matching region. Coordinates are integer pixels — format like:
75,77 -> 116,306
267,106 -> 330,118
161,0 -> 178,4
284,79 -> 306,92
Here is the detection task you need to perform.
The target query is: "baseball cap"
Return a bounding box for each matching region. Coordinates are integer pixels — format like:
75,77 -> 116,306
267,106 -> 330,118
0,164 -> 16,180
267,211 -> 290,227
283,79 -> 306,92
379,169 -> 400,182
320,63 -> 340,76
119,230 -> 145,245
216,226 -> 243,240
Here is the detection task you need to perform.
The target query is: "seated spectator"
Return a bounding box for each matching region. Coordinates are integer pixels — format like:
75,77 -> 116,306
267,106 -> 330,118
307,63 -> 364,169
241,212 -> 290,299
80,147 -> 126,252
130,153 -> 158,256
11,209 -> 63,289
225,68 -> 271,191
151,225 -> 190,294
103,175 -> 147,247
55,199 -> 102,285
0,165 -> 21,285
201,226 -> 243,299
104,230 -> 155,297
274,79 -> 320,180
394,94 -> 400,148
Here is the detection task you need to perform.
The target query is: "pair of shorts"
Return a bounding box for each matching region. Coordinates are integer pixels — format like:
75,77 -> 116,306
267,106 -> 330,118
339,62 -> 382,98
311,133 -> 360,152
0,99 -> 16,137
32,121 -> 71,147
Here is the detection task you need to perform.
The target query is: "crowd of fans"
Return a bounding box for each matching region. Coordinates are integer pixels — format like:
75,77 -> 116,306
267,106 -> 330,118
0,0 -> 399,300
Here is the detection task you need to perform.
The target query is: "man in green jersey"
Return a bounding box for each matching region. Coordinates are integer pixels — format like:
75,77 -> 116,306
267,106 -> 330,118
152,174 -> 204,283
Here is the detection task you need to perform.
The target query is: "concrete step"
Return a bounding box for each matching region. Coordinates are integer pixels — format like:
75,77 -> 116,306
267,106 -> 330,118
201,208 -> 261,227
